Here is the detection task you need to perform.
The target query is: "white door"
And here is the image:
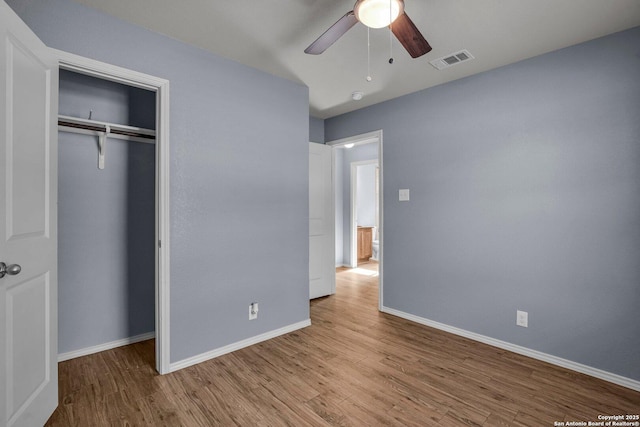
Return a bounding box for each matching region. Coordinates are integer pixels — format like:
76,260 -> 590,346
309,143 -> 335,299
0,2 -> 59,426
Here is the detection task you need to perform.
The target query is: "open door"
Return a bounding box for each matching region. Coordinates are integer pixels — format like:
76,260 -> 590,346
0,1 -> 59,425
309,143 -> 335,299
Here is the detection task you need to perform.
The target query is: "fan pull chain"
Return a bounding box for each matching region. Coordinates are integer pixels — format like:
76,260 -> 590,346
389,0 -> 394,64
389,27 -> 394,64
366,27 -> 372,82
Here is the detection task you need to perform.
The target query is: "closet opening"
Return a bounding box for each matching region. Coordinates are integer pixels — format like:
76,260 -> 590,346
56,67 -> 162,371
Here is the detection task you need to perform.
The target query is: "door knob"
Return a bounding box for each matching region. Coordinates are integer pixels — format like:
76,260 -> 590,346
0,262 -> 21,278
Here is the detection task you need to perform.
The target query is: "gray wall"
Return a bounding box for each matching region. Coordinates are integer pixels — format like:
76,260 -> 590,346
326,27 -> 640,381
356,163 -> 377,227
10,0 -> 310,363
58,70 -> 156,354
309,116 -> 325,143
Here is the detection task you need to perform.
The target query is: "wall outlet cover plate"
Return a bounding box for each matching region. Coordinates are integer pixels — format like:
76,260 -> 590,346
516,310 -> 528,327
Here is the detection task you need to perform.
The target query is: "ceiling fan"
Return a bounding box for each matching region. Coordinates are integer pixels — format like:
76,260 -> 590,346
304,0 -> 432,58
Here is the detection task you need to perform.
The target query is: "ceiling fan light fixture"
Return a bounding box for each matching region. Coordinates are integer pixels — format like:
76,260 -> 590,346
354,0 -> 404,29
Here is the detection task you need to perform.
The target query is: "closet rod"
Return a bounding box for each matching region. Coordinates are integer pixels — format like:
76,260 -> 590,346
58,115 -> 156,141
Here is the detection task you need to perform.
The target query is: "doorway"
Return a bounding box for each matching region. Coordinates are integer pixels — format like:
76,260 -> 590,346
54,49 -> 171,374
327,130 -> 383,310
352,159 -> 379,266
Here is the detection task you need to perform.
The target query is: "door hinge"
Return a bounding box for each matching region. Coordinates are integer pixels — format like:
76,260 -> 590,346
158,240 -> 162,248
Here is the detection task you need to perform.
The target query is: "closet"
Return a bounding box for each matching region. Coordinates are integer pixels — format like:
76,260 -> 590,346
57,69 -> 157,359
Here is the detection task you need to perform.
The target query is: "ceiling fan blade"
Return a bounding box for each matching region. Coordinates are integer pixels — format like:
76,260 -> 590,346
305,11 -> 359,55
391,12 -> 432,58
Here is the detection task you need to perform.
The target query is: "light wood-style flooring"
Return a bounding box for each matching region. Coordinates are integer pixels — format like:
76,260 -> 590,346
47,262 -> 639,426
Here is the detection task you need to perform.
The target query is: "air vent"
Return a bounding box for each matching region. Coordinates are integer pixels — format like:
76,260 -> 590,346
430,49 -> 475,70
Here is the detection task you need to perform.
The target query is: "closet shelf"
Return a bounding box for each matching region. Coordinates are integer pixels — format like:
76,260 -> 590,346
58,115 -> 156,143
58,115 -> 156,170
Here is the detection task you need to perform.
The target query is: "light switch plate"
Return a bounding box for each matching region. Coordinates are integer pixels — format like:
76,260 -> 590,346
399,189 -> 410,201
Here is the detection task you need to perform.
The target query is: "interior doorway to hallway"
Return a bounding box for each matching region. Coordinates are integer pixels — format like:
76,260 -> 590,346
327,130 -> 383,310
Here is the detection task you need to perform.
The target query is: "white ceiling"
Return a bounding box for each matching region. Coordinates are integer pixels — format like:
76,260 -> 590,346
73,0 -> 640,119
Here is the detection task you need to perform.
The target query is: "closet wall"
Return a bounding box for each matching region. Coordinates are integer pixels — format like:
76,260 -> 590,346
58,70 -> 156,355
11,0 -> 310,365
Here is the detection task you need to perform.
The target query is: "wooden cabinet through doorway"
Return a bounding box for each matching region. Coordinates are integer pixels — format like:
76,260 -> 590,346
357,226 -> 373,262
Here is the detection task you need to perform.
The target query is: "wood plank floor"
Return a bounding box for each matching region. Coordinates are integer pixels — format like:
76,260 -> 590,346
47,262 -> 640,426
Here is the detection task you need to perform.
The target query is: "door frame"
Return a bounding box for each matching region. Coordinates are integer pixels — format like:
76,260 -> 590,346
52,49 -> 171,374
326,130 -> 383,311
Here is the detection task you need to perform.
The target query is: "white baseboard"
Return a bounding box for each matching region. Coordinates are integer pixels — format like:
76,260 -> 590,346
58,331 -> 155,362
381,307 -> 640,392
169,319 -> 311,373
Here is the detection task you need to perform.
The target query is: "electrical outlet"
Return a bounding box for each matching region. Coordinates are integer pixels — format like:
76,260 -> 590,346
249,302 -> 259,320
516,310 -> 528,328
